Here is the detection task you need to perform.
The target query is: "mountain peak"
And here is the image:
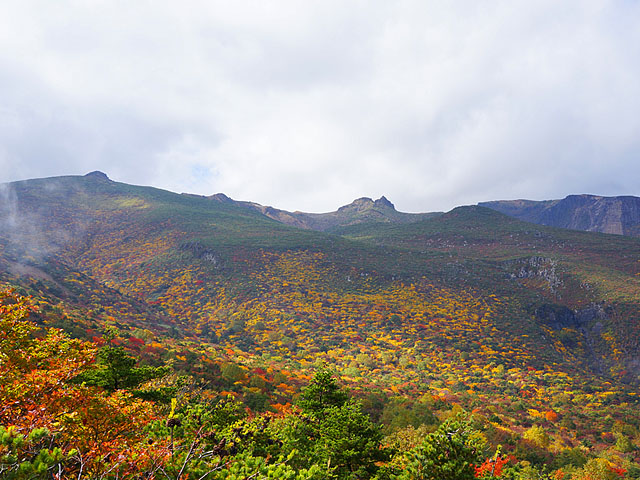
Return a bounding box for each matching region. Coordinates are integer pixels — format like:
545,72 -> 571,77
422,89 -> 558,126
84,171 -> 110,181
481,194 -> 640,236
337,196 -> 396,213
337,197 -> 374,212
208,193 -> 234,203
374,196 -> 395,210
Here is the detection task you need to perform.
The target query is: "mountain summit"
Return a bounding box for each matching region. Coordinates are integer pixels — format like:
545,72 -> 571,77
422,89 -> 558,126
337,196 -> 396,213
84,171 -> 110,181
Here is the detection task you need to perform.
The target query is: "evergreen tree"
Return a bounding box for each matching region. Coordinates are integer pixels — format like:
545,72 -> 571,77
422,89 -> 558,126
280,369 -> 388,479
77,344 -> 169,392
395,416 -> 485,480
298,368 -> 349,414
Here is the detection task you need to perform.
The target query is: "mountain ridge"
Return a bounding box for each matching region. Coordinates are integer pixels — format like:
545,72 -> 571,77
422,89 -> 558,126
206,192 -> 442,232
29,172 -> 640,238
480,194 -> 640,236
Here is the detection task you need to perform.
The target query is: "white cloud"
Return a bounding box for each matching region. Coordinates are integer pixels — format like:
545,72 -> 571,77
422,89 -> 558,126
1,0 -> 640,213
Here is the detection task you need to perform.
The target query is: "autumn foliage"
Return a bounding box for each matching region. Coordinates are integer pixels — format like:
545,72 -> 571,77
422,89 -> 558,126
2,175 -> 640,478
0,288 -> 165,478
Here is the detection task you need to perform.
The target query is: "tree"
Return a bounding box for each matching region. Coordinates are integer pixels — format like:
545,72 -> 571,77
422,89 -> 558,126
0,288 -> 164,478
571,458 -> 626,480
205,451 -> 323,480
523,425 -> 549,449
74,326 -> 169,394
298,368 -> 348,415
314,400 -> 387,479
280,369 -> 388,479
77,344 -> 169,392
395,416 -> 485,480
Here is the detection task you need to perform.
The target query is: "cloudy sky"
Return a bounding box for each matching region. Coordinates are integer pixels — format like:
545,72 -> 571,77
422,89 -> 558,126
1,1 -> 640,213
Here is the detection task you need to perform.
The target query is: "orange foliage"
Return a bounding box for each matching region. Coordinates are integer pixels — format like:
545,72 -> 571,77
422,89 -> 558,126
0,288 -> 166,478
545,410 -> 559,422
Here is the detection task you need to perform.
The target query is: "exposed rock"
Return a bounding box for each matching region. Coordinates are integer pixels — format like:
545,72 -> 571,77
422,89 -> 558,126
374,196 -> 395,209
179,241 -> 222,268
535,302 -> 611,375
504,256 -> 562,294
534,304 -> 577,329
337,197 -> 375,212
208,193 -> 234,204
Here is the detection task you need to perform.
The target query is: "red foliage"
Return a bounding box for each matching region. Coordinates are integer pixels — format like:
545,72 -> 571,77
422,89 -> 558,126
0,288 -> 167,478
475,455 -> 511,478
545,410 -> 559,422
609,466 -> 627,477
129,336 -> 145,346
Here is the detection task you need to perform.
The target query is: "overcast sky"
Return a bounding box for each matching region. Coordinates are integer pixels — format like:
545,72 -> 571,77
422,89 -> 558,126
1,1 -> 640,213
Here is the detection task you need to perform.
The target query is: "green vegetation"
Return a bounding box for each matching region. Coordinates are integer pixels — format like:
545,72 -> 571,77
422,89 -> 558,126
1,174 -> 640,478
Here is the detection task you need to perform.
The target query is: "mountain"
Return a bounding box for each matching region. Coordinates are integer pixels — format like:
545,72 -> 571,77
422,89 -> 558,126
2,172 -> 640,467
206,193 -> 442,232
3,173 -> 640,377
480,194 -> 640,236
3,172 -> 640,377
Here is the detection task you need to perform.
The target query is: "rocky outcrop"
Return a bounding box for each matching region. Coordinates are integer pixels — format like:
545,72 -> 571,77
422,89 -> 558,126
504,256 -> 562,295
179,241 -> 223,269
535,302 -> 611,374
534,303 -> 607,330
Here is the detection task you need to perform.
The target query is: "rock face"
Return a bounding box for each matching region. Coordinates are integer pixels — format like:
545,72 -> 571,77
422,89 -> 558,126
504,256 -> 562,295
208,194 -> 441,232
480,195 -> 640,236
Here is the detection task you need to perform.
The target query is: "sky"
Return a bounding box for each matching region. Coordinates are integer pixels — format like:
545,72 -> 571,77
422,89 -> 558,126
1,1 -> 640,213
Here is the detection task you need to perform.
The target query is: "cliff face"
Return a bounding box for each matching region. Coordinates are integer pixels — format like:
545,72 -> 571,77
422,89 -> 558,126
480,195 -> 640,236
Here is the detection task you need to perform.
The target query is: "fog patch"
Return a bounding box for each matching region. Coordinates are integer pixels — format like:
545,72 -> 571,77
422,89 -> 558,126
0,182 -> 83,265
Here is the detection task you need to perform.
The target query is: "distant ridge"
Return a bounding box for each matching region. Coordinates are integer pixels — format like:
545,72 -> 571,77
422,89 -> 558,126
208,194 -> 442,232
480,194 -> 640,236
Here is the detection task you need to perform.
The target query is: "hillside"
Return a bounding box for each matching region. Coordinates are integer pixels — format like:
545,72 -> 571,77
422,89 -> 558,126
480,194 -> 640,236
3,173 -> 640,377
1,172 -> 640,477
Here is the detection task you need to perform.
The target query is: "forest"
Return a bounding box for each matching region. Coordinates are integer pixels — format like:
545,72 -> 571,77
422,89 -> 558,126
1,286 -> 637,479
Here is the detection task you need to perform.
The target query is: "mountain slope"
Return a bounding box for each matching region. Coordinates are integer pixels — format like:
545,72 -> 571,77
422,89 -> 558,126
2,173 -> 640,379
2,173 -> 640,464
338,205 -> 640,373
480,194 -> 640,236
